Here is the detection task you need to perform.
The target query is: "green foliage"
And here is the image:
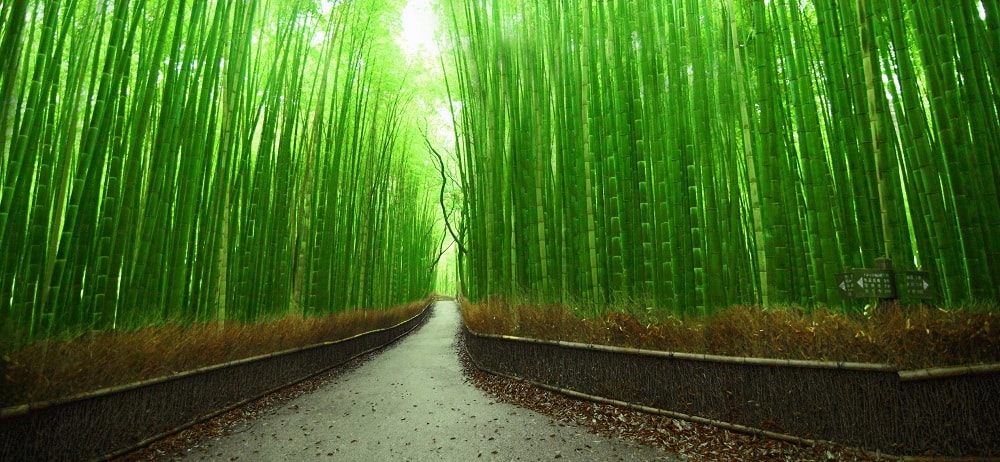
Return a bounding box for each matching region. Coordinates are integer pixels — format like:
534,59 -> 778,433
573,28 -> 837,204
442,0 -> 1000,315
0,0 -> 439,352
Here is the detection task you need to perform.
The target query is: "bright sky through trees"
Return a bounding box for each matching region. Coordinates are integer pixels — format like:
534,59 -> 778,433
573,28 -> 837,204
395,0 -> 460,295
398,0 -> 441,61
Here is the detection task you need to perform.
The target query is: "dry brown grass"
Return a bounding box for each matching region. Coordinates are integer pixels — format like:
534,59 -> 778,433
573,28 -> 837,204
461,299 -> 1000,370
1,299 -> 429,408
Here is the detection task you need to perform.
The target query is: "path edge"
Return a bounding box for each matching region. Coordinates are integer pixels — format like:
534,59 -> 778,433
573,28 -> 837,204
0,302 -> 434,461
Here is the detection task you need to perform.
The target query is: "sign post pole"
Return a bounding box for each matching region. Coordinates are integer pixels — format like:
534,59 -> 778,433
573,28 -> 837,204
873,257 -> 897,314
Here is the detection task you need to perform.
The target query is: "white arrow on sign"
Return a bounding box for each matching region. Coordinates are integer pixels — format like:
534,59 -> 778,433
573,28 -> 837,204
923,280 -> 929,290
840,281 -> 848,291
857,278 -> 865,288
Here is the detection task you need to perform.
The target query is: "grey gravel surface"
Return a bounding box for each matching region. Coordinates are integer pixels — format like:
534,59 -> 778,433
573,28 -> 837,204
174,301 -> 677,461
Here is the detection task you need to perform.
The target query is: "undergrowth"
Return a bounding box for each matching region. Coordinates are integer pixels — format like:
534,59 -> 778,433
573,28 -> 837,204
461,298 -> 1000,370
1,299 -> 430,409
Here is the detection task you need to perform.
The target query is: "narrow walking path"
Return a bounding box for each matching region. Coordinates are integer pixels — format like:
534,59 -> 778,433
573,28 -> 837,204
176,301 -> 676,461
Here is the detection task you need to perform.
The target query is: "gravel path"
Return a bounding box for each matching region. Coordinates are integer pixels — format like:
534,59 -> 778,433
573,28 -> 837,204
173,301 -> 678,461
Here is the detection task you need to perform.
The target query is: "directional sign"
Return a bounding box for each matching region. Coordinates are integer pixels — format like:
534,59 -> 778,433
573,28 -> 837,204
901,271 -> 933,299
835,272 -> 856,298
851,268 -> 896,299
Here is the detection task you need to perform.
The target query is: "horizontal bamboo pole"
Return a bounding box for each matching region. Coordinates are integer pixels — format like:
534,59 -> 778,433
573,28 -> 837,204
897,363 -> 1000,382
468,329 -> 895,371
469,328 -> 1000,380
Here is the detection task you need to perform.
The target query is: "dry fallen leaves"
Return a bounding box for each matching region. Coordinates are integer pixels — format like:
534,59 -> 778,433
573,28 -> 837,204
456,333 -> 883,462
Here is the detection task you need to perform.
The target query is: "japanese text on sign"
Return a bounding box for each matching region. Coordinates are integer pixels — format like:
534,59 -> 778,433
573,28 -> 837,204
852,269 -> 895,298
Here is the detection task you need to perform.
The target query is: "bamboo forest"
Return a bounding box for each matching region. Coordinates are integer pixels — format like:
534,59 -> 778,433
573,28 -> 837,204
2,0 -> 999,349
445,0 -> 1000,315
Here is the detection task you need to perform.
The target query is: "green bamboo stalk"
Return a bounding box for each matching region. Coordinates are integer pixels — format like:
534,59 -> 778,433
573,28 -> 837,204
726,0 -> 767,307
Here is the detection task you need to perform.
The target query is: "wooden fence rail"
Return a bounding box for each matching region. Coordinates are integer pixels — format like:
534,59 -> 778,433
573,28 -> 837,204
0,305 -> 431,461
463,327 -> 1000,458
